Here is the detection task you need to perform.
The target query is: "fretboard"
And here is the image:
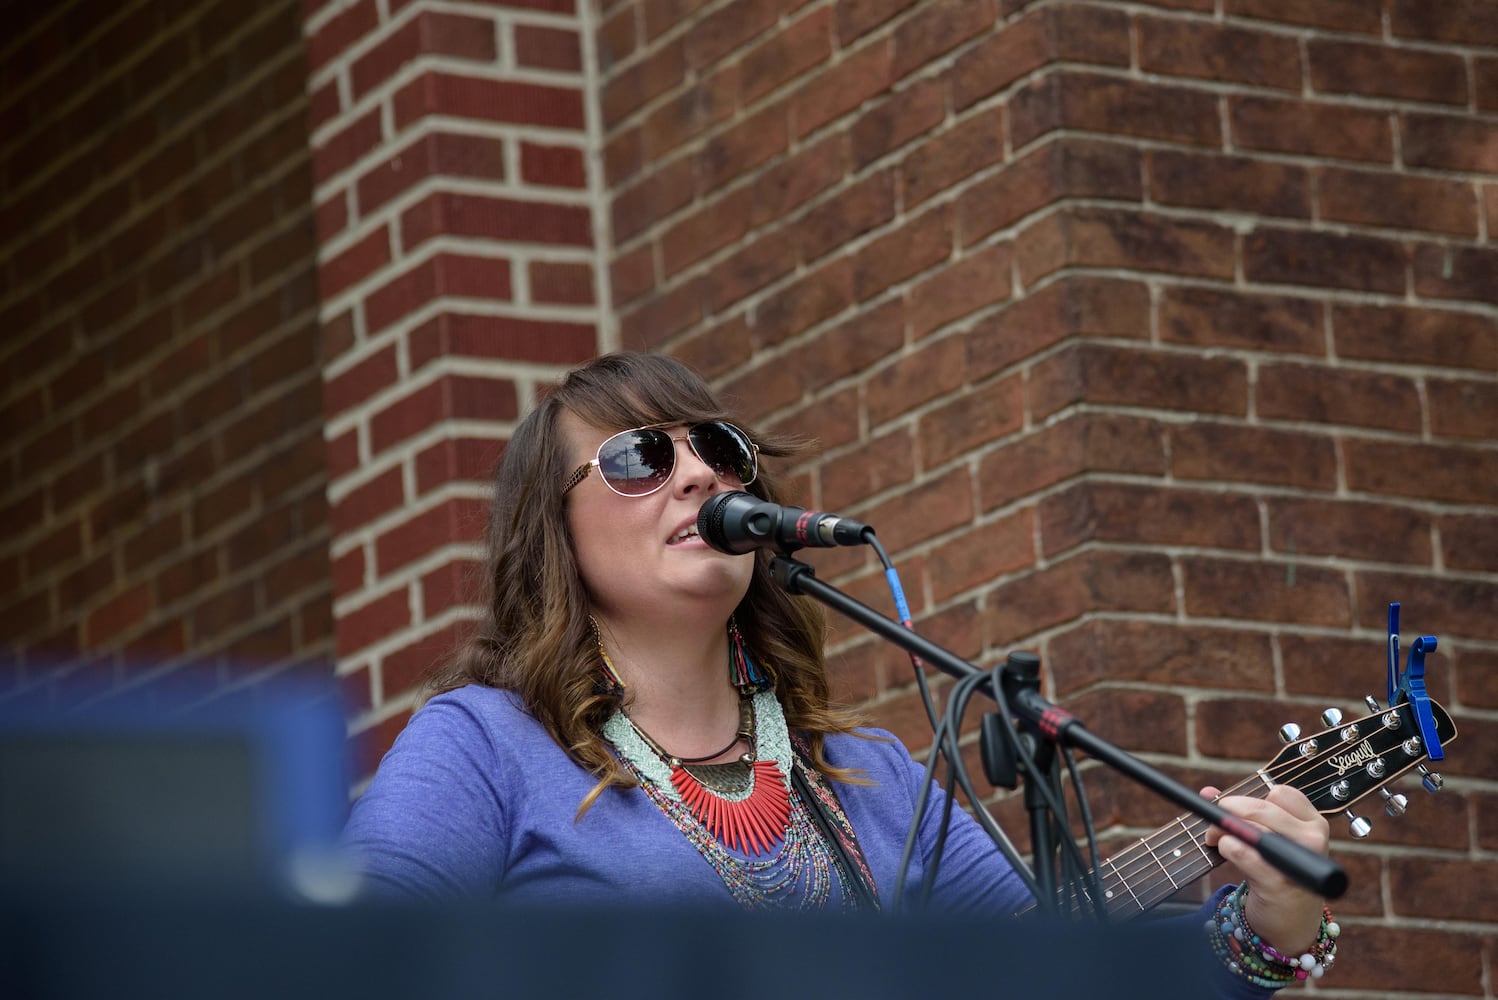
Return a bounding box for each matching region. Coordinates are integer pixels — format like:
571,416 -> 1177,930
1059,772 -> 1272,919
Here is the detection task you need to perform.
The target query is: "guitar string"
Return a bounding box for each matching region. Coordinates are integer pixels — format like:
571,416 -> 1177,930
1068,718 -> 1428,916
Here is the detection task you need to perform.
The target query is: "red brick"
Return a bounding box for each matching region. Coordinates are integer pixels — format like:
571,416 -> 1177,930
369,374 -> 520,453
330,467 -> 406,536
1230,96 -> 1392,162
850,77 -> 945,168
1319,167 -> 1478,237
1413,243 -> 1498,304
1041,482 -> 1259,558
641,0 -> 711,41
611,158 -> 696,243
923,511 -> 1034,604
1148,150 -> 1309,219
318,226 -> 390,300
610,244 -> 655,307
978,413 -> 1166,511
749,133 -> 847,227
520,142 -> 585,189
85,582 -> 153,646
357,132 -> 507,216
988,550 -> 1176,646
1225,0 -> 1382,34
851,206 -> 953,301
598,3 -> 636,66
1357,570 -> 1498,642
865,334 -> 966,426
383,621 -> 470,697
858,467 -> 973,553
640,64 -> 738,160
420,557 -> 484,618
1186,557 -> 1352,627
1332,303 -> 1497,371
685,0 -> 778,70
796,170 -> 896,264
1345,439 -> 1498,506
674,315 -> 756,380
906,241 -> 1012,339
819,430 -> 917,511
704,102 -> 792,190
1257,363 -> 1422,433
1010,71 -> 1221,150
1243,228 -> 1405,294
604,126 -> 644,185
739,7 -> 832,104
1048,620 -> 1274,697
1016,207 -> 1235,287
706,237 -> 795,312
336,588 -> 412,658
890,0 -> 994,80
1390,0 -> 1498,47
392,72 -> 584,131
971,276 -> 1147,379
305,0 -> 378,73
515,24 -> 581,72
953,3 -> 1130,111
1441,514 -> 1498,574
1031,343 -> 1248,420
835,0 -> 919,46
415,437 -> 503,494
918,374 -> 1024,468
1171,424 -> 1337,491
374,496 -> 490,575
328,428 -> 360,481
1456,646 -> 1498,707
312,108 -> 383,186
1432,374 -> 1498,437
718,358 -> 802,422
1138,16 -> 1301,90
620,278 -> 705,350
1479,58 -> 1498,112
753,259 -> 853,346
530,261 -> 595,305
1334,925 -> 1487,995
365,253 -> 513,334
958,137 -> 1142,247
660,188 -> 753,277
409,313 -> 595,369
1310,39 -> 1467,106
791,38 -> 893,138
1268,496 -> 1432,567
1160,287 -> 1322,356
403,191 -> 591,250
602,38 -> 684,126
900,106 -> 1004,208
351,11 -> 497,100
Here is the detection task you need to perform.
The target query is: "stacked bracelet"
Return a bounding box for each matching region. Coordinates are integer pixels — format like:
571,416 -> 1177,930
1205,883 -> 1340,988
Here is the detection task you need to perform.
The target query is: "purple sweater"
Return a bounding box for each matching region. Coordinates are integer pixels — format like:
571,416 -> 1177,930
344,685 -> 1278,997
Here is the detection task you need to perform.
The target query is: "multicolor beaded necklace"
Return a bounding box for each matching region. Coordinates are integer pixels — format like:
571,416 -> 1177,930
596,629 -> 864,911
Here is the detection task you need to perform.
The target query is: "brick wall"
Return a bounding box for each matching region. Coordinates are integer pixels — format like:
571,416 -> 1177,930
300,0 -> 614,771
599,0 -> 1497,993
0,0 -> 330,694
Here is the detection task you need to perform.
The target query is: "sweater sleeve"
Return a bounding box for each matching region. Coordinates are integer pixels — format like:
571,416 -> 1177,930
341,693 -> 509,899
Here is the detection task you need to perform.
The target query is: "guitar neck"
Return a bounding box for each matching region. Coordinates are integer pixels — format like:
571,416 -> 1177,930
1061,775 -> 1274,919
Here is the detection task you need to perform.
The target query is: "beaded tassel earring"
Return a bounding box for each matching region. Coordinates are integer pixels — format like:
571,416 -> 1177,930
728,618 -> 771,693
591,616 -> 627,695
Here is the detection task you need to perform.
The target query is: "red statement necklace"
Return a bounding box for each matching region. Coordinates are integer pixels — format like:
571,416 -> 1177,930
624,696 -> 792,856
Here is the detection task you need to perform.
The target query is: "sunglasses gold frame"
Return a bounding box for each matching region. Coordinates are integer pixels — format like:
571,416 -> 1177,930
561,421 -> 759,498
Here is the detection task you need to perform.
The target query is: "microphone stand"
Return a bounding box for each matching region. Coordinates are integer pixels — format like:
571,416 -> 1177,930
767,554 -> 1348,903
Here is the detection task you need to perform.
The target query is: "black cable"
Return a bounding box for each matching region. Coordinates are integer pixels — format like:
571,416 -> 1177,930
1062,745 -> 1108,921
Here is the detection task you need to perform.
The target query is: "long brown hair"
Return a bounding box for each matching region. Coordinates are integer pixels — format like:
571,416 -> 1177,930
424,352 -> 861,812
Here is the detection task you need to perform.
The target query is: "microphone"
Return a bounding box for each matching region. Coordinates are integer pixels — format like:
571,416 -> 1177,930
697,491 -> 873,554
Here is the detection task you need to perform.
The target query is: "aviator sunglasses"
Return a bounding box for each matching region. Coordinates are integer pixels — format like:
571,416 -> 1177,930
562,420 -> 759,498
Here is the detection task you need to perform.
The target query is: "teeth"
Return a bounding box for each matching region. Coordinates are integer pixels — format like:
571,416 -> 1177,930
673,524 -> 699,541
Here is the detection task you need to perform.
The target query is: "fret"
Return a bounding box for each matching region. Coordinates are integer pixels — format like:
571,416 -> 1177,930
1176,816 -> 1215,867
1141,834 -> 1180,889
1103,855 -> 1145,912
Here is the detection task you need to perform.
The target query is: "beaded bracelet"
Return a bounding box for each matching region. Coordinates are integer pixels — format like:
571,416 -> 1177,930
1204,883 -> 1340,988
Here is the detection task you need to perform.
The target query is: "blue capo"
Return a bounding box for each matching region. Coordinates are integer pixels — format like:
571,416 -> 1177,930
1386,602 -> 1443,761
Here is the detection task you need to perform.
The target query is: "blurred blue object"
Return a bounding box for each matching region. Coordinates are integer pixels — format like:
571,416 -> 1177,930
0,666 -> 351,900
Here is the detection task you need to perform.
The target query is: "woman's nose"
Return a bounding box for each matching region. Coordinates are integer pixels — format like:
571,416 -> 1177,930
672,436 -> 718,495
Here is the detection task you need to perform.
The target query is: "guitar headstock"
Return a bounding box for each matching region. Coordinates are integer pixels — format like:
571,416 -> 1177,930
1263,697 -> 1458,838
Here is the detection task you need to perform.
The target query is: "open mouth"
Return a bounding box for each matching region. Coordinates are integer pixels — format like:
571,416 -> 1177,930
668,523 -> 701,545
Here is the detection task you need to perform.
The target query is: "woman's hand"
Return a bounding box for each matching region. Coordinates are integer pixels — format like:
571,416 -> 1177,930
1201,784 -> 1331,956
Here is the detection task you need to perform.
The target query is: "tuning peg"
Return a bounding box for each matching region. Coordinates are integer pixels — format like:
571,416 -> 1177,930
1364,695 -> 1382,712
1321,707 -> 1343,727
1418,765 -> 1443,793
1344,811 -> 1372,839
1379,789 -> 1408,817
1278,723 -> 1302,743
